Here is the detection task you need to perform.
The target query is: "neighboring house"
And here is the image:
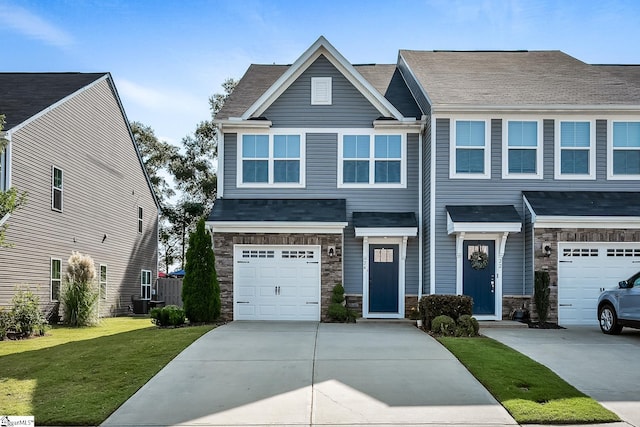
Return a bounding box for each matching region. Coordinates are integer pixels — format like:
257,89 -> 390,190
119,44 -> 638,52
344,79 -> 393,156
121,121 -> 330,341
0,73 -> 159,317
208,37 -> 640,325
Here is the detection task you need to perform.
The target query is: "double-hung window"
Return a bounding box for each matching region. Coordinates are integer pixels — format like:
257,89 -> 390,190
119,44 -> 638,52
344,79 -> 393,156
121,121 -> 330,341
138,206 -> 143,233
51,258 -> 61,301
555,120 -> 595,179
503,120 -> 542,179
609,121 -> 640,179
99,264 -> 107,300
141,270 -> 152,300
0,141 -> 9,191
450,120 -> 490,178
52,166 -> 63,211
339,133 -> 405,187
238,133 -> 304,186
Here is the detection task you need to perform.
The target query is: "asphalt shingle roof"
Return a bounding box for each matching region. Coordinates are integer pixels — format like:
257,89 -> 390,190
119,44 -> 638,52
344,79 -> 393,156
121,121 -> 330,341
352,211 -> 417,228
446,205 -> 522,223
0,73 -> 107,129
207,198 -> 347,222
400,50 -> 640,107
216,62 -> 422,120
524,191 -> 640,217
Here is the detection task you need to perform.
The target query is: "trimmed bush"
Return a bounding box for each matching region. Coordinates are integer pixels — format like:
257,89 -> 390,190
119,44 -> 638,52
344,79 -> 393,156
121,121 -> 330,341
150,305 -> 186,327
0,307 -> 11,340
182,218 -> 221,323
327,283 -> 355,322
431,315 -> 456,336
534,271 -> 551,324
61,251 -> 99,326
455,314 -> 480,337
10,288 -> 46,338
419,294 -> 473,331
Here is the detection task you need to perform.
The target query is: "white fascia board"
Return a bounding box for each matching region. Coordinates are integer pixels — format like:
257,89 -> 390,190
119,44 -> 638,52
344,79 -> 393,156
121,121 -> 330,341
523,196 -> 536,224
355,227 -> 417,237
206,221 -> 348,234
241,36 -> 404,121
0,213 -> 10,227
216,120 -> 273,131
532,216 -> 640,229
396,53 -> 434,107
9,74 -> 110,134
372,119 -> 423,131
447,213 -> 522,234
432,104 -> 640,115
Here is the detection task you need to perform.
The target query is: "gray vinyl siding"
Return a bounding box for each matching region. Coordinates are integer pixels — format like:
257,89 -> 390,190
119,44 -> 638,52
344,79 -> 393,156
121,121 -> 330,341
422,115 -> 431,295
434,117 -> 638,296
524,205 -> 534,295
263,55 -> 382,128
224,132 -> 420,295
0,79 -> 158,316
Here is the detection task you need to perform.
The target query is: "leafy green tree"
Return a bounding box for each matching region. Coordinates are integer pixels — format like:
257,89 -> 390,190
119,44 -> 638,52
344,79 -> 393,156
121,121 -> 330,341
0,115 -> 27,248
181,218 -> 220,322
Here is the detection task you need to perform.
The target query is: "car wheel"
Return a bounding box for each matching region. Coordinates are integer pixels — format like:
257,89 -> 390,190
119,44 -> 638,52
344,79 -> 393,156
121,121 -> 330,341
599,304 -> 622,335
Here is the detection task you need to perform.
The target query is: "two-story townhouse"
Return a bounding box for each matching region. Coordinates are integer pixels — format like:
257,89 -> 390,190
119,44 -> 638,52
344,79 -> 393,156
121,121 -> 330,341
399,51 -> 640,324
0,73 -> 159,317
207,37 -> 424,321
208,37 -> 640,326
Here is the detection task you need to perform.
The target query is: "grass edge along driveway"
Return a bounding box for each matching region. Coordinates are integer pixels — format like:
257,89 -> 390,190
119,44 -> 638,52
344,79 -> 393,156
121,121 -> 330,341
438,336 -> 619,424
0,317 -> 214,425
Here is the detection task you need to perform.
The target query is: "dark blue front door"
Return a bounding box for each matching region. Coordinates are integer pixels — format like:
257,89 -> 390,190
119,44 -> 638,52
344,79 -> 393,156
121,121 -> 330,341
463,240 -> 495,315
369,244 -> 399,313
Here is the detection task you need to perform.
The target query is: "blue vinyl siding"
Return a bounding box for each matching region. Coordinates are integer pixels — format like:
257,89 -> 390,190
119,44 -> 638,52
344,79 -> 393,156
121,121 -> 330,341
224,132 -> 420,296
434,118 -> 638,297
263,55 -> 382,128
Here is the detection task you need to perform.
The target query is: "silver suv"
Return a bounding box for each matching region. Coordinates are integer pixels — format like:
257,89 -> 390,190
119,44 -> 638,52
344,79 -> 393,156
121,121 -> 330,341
597,272 -> 640,334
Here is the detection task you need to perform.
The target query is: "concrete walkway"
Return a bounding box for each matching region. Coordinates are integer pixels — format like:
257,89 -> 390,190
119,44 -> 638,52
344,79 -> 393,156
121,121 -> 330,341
102,322 -> 516,426
483,326 -> 640,427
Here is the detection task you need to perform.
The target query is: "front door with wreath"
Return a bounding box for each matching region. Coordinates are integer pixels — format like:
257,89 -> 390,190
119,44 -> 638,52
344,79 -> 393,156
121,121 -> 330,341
463,240 -> 496,315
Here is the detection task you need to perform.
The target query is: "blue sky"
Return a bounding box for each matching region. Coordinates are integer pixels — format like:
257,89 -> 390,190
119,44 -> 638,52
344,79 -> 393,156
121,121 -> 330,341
2,0 -> 640,145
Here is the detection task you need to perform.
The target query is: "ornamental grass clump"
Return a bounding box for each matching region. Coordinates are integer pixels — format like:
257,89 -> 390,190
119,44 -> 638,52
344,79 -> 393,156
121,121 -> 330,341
61,251 -> 99,327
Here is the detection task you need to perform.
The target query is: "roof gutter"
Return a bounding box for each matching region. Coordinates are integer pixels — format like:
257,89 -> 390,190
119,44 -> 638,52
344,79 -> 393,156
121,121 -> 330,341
215,119 -> 273,132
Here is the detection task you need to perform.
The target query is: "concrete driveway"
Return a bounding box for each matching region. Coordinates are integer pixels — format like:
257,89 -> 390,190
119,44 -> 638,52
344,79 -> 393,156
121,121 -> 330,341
102,321 -> 516,426
483,326 -> 640,427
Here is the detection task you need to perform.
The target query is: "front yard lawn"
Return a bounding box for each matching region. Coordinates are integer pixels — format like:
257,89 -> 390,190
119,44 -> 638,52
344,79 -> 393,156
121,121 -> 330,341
0,317 -> 214,425
439,336 -> 620,424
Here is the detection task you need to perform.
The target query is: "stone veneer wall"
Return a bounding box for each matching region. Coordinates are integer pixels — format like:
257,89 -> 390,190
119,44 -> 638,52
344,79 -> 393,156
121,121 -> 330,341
533,227 -> 640,322
212,232 -> 343,321
345,294 -> 420,319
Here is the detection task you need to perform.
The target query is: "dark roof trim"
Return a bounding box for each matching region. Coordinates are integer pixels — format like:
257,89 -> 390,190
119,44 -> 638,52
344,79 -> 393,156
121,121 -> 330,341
446,205 -> 522,234
524,191 -> 640,217
207,198 -> 347,223
352,212 -> 417,228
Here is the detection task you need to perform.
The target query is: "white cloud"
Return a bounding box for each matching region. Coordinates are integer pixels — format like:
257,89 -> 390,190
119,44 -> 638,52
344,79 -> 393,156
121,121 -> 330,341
116,78 -> 202,113
0,3 -> 73,48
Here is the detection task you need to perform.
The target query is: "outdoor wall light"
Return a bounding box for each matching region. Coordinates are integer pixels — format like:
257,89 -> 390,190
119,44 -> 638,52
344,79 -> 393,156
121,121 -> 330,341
543,242 -> 552,257
327,245 -> 336,257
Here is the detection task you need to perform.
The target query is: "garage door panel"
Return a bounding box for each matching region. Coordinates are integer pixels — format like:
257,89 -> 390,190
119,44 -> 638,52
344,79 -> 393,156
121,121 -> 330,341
559,243 -> 640,325
234,245 -> 321,321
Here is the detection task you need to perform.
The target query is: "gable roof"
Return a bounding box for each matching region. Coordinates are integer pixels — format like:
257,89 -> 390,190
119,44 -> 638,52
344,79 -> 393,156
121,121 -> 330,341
0,72 -> 107,130
207,198 -> 347,223
399,50 -> 640,110
216,37 -> 419,122
524,191 -> 640,217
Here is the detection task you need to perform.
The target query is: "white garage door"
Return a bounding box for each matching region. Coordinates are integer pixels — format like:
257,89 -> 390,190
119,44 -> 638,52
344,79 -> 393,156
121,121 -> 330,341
233,245 -> 321,321
558,242 -> 640,325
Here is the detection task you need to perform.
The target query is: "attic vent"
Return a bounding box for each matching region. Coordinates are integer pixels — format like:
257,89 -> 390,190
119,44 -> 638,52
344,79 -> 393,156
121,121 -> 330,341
311,77 -> 332,105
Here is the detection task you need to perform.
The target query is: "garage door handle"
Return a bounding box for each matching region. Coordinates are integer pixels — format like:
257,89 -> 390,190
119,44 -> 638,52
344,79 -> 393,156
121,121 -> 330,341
306,302 -> 318,304
307,261 -> 319,264
237,301 -> 250,304
559,304 -> 572,307
237,261 -> 250,264
559,260 -> 572,263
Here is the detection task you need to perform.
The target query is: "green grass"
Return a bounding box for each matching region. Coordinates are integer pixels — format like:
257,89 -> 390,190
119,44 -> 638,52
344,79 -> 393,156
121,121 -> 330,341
0,317 -> 214,425
439,336 -> 620,424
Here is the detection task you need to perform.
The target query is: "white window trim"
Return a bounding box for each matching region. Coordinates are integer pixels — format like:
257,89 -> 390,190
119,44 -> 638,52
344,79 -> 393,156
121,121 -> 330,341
237,131 -> 306,188
51,166 -> 63,212
311,77 -> 332,105
554,119 -> 596,180
449,118 -> 491,179
141,269 -> 152,300
138,206 -> 143,233
50,257 -> 62,302
337,131 -> 407,188
0,133 -> 11,191
99,264 -> 108,300
502,119 -> 543,179
608,118 -> 640,180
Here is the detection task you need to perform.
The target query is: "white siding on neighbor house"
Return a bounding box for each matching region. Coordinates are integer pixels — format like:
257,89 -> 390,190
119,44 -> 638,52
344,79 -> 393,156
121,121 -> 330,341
433,117 -> 639,297
0,79 -> 158,316
223,132 -> 421,296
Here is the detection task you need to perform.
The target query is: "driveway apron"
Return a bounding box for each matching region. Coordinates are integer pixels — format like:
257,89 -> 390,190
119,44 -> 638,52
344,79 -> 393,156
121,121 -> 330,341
483,326 -> 640,427
102,322 -> 516,427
